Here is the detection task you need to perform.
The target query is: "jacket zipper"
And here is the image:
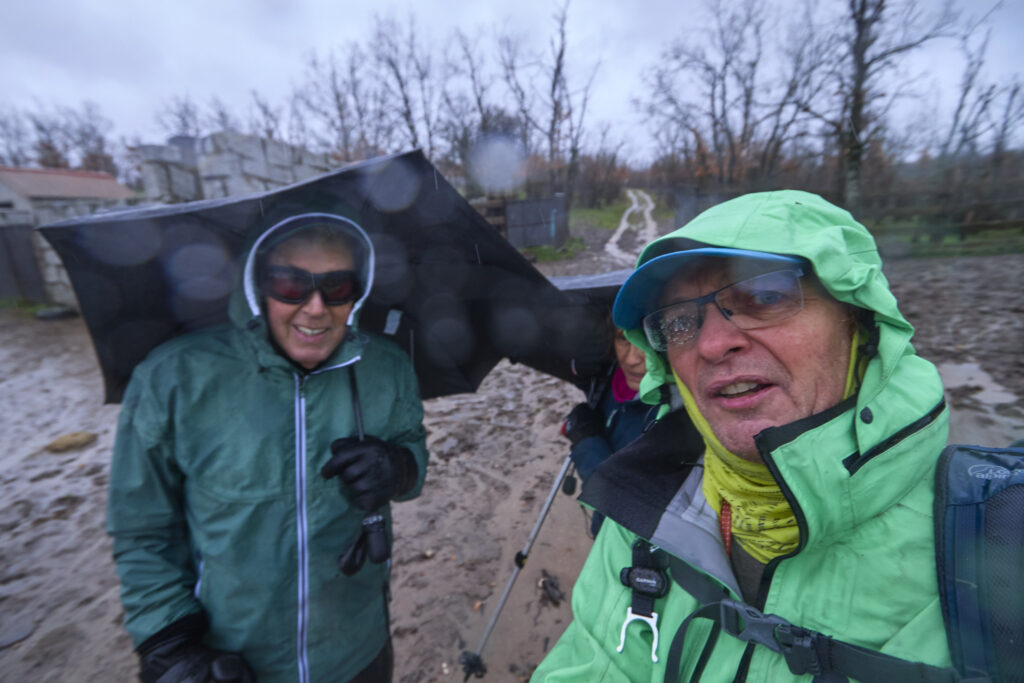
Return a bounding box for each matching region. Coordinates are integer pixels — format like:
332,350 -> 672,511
294,373 -> 311,683
292,355 -> 361,683
842,399 -> 946,475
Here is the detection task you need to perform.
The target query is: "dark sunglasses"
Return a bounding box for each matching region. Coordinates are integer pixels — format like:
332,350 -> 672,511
260,265 -> 361,305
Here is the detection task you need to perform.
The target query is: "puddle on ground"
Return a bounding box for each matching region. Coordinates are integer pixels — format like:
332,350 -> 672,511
938,361 -> 1023,447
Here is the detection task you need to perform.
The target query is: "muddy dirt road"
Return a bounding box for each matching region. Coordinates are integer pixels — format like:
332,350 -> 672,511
604,189 -> 658,266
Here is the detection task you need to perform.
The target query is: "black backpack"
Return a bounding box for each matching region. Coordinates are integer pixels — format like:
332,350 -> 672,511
934,443 -> 1024,682
642,442 -> 1024,682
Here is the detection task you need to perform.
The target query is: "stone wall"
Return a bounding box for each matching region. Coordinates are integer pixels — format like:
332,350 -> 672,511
1,197 -> 125,308
138,131 -> 335,203
32,231 -> 77,307
136,137 -> 201,204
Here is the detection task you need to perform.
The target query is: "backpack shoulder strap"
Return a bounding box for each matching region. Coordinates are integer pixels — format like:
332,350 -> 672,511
934,443 -> 1024,683
663,557 -> 965,683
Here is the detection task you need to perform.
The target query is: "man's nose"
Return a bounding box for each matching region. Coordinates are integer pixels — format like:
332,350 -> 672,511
695,301 -> 747,359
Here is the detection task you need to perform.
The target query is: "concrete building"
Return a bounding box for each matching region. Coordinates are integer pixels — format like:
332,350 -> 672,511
136,132 -> 335,204
0,166 -> 135,306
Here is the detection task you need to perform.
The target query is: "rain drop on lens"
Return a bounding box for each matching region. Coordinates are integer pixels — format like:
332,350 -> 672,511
364,159 -> 421,213
468,136 -> 526,195
79,220 -> 162,266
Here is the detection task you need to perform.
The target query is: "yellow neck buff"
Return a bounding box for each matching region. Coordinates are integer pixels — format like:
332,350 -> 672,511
674,327 -> 863,564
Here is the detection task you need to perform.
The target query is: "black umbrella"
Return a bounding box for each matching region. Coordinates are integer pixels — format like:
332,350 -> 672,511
37,151 -> 608,402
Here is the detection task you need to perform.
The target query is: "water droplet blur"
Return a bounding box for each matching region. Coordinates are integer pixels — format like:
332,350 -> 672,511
364,158 -> 421,213
423,316 -> 475,368
78,220 -> 162,266
178,274 -> 233,302
468,136 -> 526,194
167,243 -> 233,301
71,272 -> 122,325
419,245 -> 469,293
370,234 -> 412,305
491,305 -> 541,357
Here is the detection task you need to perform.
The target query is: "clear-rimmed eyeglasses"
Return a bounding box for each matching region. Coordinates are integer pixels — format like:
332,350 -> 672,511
642,268 -> 806,351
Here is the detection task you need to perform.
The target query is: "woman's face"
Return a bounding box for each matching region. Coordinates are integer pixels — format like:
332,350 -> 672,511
613,331 -> 646,391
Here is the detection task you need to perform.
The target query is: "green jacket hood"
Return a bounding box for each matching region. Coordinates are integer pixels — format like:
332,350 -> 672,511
227,212 -> 376,368
617,190 -> 945,469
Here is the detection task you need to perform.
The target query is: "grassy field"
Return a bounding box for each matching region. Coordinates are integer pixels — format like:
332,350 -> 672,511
873,226 -> 1024,259
569,196 -> 634,232
520,236 -> 586,262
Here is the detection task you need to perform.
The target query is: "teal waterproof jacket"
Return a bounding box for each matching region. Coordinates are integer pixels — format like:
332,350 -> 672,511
533,191 -> 952,681
107,214 -> 428,682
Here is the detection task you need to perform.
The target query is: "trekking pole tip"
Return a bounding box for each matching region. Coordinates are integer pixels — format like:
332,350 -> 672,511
459,651 -> 486,680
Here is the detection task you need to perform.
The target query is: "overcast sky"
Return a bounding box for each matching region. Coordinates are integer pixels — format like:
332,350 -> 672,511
2,0 -> 1022,163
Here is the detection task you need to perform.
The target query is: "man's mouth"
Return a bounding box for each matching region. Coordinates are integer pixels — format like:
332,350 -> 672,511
717,381 -> 766,398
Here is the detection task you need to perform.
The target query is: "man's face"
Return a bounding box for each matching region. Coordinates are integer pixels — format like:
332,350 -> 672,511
662,262 -> 852,461
264,240 -> 355,370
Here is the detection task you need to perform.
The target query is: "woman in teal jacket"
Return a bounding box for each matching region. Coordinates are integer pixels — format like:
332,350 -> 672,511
533,191 -> 953,681
107,213 -> 428,682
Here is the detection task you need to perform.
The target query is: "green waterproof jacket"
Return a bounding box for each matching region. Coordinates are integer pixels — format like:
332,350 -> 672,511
533,191 -> 952,682
107,214 -> 428,682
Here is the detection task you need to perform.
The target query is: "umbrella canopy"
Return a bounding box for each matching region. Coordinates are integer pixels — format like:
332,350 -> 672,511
549,269 -> 631,307
38,151 -> 606,402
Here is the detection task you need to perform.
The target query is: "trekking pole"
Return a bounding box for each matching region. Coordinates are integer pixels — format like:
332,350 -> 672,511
459,453 -> 574,681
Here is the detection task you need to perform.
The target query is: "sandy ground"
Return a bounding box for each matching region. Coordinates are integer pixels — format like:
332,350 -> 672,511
1,213 -> 1022,682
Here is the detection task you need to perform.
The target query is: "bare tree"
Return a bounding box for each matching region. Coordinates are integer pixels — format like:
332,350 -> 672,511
26,108 -> 72,169
811,0 -> 960,206
248,90 -> 282,141
372,14 -> 442,158
157,94 -> 202,138
991,80 -> 1023,163
639,0 -> 814,189
0,106 -> 31,167
438,31 -> 485,167
575,123 -> 626,208
295,44 -> 394,161
498,1 -> 597,203
65,101 -> 118,175
204,97 -> 243,134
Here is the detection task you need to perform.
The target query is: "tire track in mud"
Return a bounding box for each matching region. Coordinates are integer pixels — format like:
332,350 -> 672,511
604,188 -> 658,266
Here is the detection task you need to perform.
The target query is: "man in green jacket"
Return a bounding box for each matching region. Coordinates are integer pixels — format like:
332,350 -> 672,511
107,213 -> 428,682
533,191 -> 952,681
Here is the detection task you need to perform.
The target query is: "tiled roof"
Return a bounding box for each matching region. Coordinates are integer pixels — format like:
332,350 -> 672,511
0,166 -> 134,201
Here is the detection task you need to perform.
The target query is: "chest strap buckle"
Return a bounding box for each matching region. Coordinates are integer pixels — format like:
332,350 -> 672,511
617,606 -> 660,663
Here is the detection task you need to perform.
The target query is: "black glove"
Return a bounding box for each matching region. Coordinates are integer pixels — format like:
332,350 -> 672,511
137,614 -> 255,683
321,435 -> 418,511
563,403 -> 605,445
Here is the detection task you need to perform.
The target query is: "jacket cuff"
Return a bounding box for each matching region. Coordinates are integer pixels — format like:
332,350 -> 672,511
390,445 -> 419,498
136,611 -> 207,655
